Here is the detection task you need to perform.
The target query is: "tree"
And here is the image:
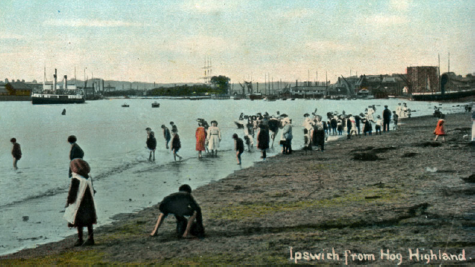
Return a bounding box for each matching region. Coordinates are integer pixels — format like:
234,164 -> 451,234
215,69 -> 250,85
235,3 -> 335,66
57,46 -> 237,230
210,75 -> 230,95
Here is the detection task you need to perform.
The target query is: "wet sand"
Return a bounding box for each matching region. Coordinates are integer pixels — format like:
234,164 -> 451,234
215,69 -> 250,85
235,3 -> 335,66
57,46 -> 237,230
1,112 -> 474,265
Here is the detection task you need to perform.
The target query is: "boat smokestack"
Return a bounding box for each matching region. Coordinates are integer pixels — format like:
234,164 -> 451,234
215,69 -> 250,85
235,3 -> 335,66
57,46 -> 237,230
53,68 -> 57,92
64,75 -> 68,90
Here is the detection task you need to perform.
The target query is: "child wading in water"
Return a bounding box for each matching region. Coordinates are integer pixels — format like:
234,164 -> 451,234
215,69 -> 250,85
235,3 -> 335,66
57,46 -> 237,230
434,119 -> 446,141
10,138 -> 22,170
233,134 -> 244,165
171,132 -> 183,161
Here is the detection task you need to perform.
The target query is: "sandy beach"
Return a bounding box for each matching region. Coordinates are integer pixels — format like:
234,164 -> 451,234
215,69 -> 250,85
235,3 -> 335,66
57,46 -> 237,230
1,112 -> 473,265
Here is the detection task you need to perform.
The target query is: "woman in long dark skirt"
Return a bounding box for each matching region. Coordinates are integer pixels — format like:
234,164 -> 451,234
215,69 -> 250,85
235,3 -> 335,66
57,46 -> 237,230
64,159 -> 97,246
257,123 -> 270,160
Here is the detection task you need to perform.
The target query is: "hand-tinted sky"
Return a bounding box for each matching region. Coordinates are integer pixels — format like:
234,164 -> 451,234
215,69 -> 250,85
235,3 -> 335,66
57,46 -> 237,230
1,0 -> 473,84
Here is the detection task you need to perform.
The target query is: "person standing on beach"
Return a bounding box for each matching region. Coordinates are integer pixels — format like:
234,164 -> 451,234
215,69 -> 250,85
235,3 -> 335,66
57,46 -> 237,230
68,135 -> 84,178
362,119 -> 373,136
195,122 -> 206,158
282,118 -> 293,154
330,115 -> 337,135
207,120 -> 221,156
242,117 -> 254,152
433,119 -> 446,142
233,134 -> 244,165
382,105 -> 391,132
346,115 -> 352,136
392,111 -> 399,130
375,116 -> 382,135
337,118 -> 343,135
355,114 -> 362,135
303,128 -> 312,154
396,103 -> 403,118
64,159 -> 97,247
150,184 -> 205,238
257,123 -> 270,160
171,132 -> 182,161
10,138 -> 22,170
402,103 -> 409,119
348,115 -> 357,138
161,125 -> 171,149
146,127 -> 157,161
314,117 -> 325,151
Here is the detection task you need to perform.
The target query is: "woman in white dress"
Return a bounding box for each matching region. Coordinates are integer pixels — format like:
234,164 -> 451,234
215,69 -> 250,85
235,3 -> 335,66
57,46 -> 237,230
207,121 -> 221,156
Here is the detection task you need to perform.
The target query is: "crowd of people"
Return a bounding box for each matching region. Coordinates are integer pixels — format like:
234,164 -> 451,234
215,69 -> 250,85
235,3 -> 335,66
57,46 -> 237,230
7,101 -> 425,248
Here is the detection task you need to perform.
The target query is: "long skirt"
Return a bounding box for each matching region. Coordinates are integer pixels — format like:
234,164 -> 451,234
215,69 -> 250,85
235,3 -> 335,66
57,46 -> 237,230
208,135 -> 220,150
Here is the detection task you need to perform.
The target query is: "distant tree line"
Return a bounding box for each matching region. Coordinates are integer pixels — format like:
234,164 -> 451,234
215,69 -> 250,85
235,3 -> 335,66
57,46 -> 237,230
147,75 -> 230,96
103,89 -> 142,96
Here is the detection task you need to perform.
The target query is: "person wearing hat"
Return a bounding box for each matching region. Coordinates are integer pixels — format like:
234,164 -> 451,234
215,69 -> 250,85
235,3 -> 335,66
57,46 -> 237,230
433,119 -> 446,141
64,158 -> 97,246
195,122 -> 206,158
161,125 -> 171,149
150,184 -> 205,239
207,120 -> 221,156
10,138 -> 21,170
257,122 -> 270,160
382,105 -> 391,132
146,128 -> 157,161
68,135 -> 84,178
233,133 -> 244,165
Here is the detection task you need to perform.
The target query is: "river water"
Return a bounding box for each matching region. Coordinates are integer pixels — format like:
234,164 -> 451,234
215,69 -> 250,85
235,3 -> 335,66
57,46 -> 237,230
0,98 -> 466,255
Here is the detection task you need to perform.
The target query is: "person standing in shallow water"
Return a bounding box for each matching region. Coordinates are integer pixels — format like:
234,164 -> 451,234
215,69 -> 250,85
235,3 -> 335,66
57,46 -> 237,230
64,159 -> 97,247
233,133 -> 244,165
161,125 -> 171,149
207,120 -> 221,156
171,132 -> 182,161
257,123 -> 270,160
146,127 -> 157,161
68,135 -> 84,178
10,138 -> 22,170
195,122 -> 206,158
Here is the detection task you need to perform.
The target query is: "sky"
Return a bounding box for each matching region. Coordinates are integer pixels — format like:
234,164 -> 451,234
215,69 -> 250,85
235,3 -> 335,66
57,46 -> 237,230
1,0 -> 474,84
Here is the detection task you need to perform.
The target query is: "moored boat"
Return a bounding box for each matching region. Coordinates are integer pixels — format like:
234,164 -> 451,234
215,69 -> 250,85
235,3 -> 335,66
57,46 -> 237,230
32,93 -> 85,104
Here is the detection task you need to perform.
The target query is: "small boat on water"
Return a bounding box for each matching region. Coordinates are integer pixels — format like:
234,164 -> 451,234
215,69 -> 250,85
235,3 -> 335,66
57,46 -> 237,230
151,102 -> 160,108
121,103 -> 129,108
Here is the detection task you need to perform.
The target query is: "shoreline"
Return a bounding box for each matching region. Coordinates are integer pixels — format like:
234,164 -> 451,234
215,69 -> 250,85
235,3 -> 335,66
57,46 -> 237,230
1,113 -> 474,265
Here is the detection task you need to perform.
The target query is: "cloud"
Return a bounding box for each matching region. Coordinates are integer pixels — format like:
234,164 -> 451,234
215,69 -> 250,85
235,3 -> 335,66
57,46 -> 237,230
390,0 -> 411,11
305,41 -> 353,52
0,33 -> 25,40
178,0 -> 247,14
161,35 -> 239,54
43,19 -> 146,27
364,14 -> 408,25
280,9 -> 315,19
